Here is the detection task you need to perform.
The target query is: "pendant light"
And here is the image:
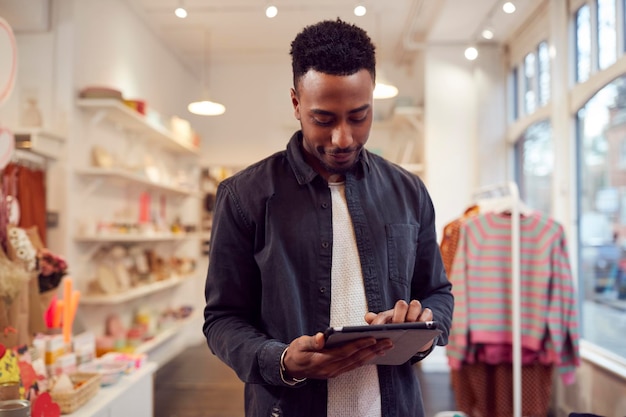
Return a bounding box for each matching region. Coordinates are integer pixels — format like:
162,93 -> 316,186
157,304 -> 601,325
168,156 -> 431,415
373,12 -> 398,100
373,76 -> 399,99
188,29 -> 226,116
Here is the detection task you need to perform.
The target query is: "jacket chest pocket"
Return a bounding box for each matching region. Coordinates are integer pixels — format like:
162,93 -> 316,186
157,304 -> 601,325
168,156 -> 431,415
386,223 -> 420,286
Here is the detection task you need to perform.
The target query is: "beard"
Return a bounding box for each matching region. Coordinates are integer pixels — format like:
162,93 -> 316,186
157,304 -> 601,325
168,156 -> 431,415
318,145 -> 363,174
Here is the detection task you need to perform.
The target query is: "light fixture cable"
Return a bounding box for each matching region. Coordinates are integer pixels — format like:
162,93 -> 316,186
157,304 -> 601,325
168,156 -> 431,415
188,29 -> 226,116
373,11 -> 398,100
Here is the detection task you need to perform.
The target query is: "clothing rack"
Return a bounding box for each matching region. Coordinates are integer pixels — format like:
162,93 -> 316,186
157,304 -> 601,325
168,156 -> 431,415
472,181 -> 522,417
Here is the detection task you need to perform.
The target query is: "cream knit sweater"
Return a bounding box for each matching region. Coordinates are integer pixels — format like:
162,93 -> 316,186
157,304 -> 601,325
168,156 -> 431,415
327,182 -> 381,417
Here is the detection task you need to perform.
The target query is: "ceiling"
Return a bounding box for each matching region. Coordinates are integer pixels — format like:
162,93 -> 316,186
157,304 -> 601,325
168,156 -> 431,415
125,0 -> 542,78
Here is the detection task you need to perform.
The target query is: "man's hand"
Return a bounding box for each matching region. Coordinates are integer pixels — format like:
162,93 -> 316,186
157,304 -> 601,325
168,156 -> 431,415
282,300 -> 433,381
281,332 -> 393,380
364,299 -> 434,352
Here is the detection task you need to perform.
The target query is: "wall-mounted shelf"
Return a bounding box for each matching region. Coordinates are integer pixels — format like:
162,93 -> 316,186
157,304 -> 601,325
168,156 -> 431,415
76,98 -> 200,156
75,167 -> 199,198
73,94 -> 204,376
13,127 -> 66,160
134,311 -> 198,355
74,233 -> 198,243
80,275 -> 192,305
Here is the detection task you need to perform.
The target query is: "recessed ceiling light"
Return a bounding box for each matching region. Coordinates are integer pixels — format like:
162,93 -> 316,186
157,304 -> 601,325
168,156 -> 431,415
354,5 -> 367,17
265,5 -> 278,18
502,2 -> 516,14
174,7 -> 187,18
481,28 -> 494,40
464,46 -> 478,61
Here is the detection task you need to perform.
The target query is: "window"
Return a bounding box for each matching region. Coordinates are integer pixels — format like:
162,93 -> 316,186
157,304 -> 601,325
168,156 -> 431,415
510,66 -> 520,121
577,75 -> 626,358
538,42 -> 551,106
524,52 -> 537,114
576,4 -> 592,83
514,120 -> 554,215
597,0 -> 617,70
509,41 -> 550,119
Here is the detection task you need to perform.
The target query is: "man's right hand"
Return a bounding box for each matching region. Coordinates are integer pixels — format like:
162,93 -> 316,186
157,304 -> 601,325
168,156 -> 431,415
281,333 -> 393,380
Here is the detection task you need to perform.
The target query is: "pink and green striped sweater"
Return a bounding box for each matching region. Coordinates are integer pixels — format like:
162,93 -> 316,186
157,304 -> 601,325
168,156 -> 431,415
446,211 -> 580,385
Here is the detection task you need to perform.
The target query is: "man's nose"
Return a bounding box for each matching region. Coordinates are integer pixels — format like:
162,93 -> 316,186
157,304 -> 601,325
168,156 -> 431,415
331,122 -> 353,149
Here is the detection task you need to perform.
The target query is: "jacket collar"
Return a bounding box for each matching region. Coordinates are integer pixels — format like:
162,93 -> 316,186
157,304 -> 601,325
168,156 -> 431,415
285,131 -> 371,185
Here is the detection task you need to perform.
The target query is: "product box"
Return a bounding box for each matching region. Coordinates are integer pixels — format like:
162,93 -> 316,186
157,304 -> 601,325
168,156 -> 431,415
44,334 -> 65,366
72,331 -> 96,365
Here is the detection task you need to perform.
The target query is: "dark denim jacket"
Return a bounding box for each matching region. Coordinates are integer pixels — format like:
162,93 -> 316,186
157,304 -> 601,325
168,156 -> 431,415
203,131 -> 454,417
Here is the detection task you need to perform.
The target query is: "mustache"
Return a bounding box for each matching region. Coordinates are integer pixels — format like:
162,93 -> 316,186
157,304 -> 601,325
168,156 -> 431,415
324,147 -> 359,155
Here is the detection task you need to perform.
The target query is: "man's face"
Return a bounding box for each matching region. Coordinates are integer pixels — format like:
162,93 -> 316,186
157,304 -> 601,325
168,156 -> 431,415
291,69 -> 374,180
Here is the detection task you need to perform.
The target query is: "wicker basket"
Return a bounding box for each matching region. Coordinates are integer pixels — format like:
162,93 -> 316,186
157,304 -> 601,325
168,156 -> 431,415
50,372 -> 102,414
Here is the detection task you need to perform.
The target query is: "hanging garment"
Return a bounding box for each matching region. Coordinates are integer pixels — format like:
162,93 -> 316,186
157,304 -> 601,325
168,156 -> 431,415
450,362 -> 553,417
440,205 -> 480,275
447,211 -> 580,384
3,163 -> 47,245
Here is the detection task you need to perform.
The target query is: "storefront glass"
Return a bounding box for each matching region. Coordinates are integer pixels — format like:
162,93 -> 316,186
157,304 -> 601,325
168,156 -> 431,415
515,120 -> 553,215
598,0 -> 617,70
577,75 -> 626,359
576,4 -> 592,83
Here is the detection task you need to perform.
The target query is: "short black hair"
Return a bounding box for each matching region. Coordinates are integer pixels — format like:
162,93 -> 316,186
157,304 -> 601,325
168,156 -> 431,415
289,18 -> 376,89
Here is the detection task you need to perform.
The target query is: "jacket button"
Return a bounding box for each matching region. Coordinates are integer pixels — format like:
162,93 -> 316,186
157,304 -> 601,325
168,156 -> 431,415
321,202 -> 329,209
321,241 -> 329,248
319,287 -> 326,293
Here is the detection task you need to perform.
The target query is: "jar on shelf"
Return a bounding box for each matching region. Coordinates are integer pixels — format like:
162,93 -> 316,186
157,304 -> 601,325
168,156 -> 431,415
0,399 -> 30,417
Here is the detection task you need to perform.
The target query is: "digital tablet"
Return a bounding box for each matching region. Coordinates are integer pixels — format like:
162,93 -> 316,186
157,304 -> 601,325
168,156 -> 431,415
323,321 -> 442,365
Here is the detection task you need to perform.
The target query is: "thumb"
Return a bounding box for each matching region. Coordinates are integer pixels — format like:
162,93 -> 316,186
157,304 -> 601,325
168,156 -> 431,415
312,332 -> 326,350
364,312 -> 378,324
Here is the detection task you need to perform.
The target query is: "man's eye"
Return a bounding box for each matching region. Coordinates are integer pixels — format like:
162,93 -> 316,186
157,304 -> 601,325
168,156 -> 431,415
313,118 -> 333,126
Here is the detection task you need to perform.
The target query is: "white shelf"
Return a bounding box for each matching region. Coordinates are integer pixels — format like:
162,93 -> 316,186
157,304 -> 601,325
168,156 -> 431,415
66,361 -> 157,417
13,127 -> 66,159
76,98 -> 200,156
74,233 -> 198,243
134,312 -> 198,355
75,166 -> 199,197
80,275 -> 192,305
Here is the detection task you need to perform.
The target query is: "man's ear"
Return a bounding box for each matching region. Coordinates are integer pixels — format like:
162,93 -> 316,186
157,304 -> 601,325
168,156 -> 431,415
290,88 -> 300,120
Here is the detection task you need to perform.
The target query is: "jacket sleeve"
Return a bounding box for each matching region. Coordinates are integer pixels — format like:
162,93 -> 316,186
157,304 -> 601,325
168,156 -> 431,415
202,182 -> 291,386
412,187 -> 454,347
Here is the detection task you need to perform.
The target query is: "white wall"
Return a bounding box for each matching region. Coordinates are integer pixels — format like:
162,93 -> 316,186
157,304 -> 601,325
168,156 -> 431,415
195,50 -> 424,169
424,44 -> 509,236
194,52 -> 295,168
424,47 -> 479,234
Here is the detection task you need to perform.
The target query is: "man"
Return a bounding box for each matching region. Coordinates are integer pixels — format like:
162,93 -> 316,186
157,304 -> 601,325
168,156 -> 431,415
203,18 -> 453,417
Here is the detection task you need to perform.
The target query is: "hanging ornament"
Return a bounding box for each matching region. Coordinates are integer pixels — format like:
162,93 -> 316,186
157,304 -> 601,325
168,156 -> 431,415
0,17 -> 17,106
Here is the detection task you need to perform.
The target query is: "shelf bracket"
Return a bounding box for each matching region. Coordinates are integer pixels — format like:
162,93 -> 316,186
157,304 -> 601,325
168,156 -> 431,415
88,109 -> 108,127
80,176 -> 105,200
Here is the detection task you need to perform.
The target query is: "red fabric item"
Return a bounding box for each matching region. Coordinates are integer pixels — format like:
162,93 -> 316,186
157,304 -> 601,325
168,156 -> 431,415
451,362 -> 553,417
3,163 -> 47,245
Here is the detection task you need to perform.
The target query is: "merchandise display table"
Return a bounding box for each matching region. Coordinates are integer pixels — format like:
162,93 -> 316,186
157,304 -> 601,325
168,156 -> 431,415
66,361 -> 157,417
